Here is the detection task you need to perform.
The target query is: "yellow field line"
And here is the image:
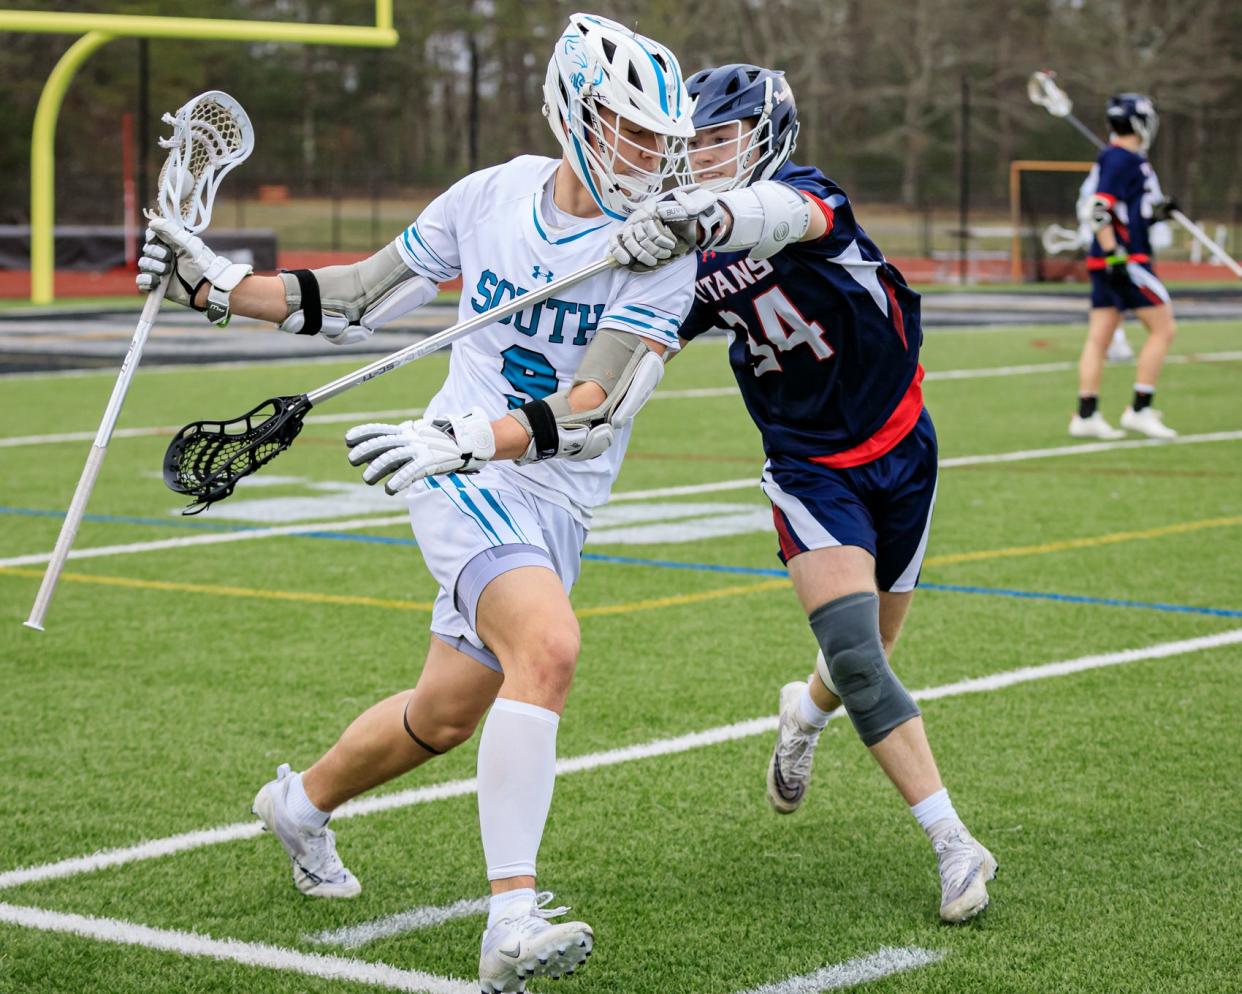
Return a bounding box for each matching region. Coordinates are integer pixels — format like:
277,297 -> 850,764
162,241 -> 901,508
0,567 -> 436,613
577,579 -> 791,617
3,515 -> 1239,617
924,515 -> 1242,567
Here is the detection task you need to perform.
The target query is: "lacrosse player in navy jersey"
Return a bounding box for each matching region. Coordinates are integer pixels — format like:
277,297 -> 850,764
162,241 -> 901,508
609,64 -> 997,923
139,14 -> 696,990
1071,93 -> 1179,440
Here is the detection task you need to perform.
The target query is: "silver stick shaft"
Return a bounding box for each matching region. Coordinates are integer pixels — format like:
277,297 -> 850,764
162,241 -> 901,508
1170,210 -> 1242,280
24,279 -> 169,631
307,257 -> 618,407
1064,112 -> 1106,150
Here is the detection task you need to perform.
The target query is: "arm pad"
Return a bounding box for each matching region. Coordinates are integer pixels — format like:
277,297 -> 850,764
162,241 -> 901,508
711,181 -> 813,260
1087,194 -> 1115,233
510,329 -> 665,463
278,243 -> 438,346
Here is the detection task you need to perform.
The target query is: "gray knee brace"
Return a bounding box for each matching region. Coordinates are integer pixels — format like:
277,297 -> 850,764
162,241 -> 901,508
810,591 -> 920,746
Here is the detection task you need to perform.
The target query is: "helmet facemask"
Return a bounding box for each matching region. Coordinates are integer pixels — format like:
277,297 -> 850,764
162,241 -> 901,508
575,95 -> 686,213
679,117 -> 771,192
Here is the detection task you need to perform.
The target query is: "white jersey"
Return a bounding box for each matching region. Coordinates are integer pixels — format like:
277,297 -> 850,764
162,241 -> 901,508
393,155 -> 695,525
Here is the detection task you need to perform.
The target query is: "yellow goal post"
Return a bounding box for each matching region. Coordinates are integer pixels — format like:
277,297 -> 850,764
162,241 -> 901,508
0,3 -> 398,303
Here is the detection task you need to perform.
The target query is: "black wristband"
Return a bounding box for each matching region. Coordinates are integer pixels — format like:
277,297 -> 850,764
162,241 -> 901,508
519,398 -> 559,461
284,269 -> 322,336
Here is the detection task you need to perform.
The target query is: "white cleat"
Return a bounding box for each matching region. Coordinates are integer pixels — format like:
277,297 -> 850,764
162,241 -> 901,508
932,820 -> 998,923
479,892 -> 593,994
251,763 -> 361,899
1069,412 -> 1125,440
1120,405 -> 1178,439
766,681 -> 822,814
1106,328 -> 1135,363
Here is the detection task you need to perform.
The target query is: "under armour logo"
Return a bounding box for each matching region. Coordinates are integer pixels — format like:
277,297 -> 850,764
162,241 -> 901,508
532,265 -> 554,283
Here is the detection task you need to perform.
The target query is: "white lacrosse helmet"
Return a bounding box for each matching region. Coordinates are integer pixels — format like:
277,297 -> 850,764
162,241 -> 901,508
543,12 -> 694,219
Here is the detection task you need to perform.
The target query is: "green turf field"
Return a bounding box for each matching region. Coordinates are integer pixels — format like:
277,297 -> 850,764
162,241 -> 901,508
2,320 -> 1240,994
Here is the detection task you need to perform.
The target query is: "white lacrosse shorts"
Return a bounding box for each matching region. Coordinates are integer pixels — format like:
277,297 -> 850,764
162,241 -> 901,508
407,464 -> 586,673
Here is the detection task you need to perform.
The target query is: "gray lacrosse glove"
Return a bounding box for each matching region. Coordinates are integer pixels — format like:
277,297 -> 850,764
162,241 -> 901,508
608,204 -> 693,272
135,216 -> 252,325
345,408 -> 497,494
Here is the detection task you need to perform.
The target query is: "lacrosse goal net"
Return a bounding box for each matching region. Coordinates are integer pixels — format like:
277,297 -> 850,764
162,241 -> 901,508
1008,160 -> 1093,282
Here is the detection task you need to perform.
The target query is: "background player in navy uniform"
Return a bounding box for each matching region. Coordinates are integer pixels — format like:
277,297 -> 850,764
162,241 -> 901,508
609,64 -> 997,923
1071,93 -> 1180,440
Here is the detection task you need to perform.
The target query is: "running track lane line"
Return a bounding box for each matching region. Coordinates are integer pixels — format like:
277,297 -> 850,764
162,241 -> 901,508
3,352 -> 1239,449
2,626 -> 1239,892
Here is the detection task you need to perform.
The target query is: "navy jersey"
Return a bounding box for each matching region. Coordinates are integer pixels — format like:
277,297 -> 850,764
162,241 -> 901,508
678,162 -> 923,466
1082,144 -> 1164,269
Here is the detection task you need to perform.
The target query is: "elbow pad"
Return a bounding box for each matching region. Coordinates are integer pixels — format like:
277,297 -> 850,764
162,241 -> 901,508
278,243 -> 438,346
1087,194 -> 1115,234
712,181 -> 813,260
511,330 -> 666,463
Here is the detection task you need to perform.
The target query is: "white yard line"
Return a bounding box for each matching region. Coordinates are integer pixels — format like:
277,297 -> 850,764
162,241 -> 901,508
3,430 -> 1238,569
0,902 -> 476,994
732,946 -> 947,994
0,352 -> 360,382
3,626 -> 1238,893
305,898 -> 490,949
5,351 -> 1240,450
938,429 -> 1242,468
0,515 -> 410,569
0,389 -> 734,449
612,429 -> 1242,502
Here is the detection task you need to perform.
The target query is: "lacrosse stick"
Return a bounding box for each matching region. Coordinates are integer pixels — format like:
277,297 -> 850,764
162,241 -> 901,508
162,256 -> 619,514
1027,70 -> 1106,150
24,91 -> 254,631
1028,70 -> 1242,278
1042,223 -> 1088,256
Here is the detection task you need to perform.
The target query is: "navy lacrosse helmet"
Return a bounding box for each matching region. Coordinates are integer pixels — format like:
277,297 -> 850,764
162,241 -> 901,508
681,64 -> 799,190
1107,93 -> 1158,151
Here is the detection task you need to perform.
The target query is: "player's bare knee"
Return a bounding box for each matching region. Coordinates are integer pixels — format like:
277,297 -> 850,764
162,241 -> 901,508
506,626 -> 580,695
810,591 -> 920,747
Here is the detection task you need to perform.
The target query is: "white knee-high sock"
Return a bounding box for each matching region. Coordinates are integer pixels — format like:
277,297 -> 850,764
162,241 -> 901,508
477,698 -> 560,881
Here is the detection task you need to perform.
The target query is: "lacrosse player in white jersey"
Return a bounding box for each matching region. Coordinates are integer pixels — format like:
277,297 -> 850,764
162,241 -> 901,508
137,14 -> 695,991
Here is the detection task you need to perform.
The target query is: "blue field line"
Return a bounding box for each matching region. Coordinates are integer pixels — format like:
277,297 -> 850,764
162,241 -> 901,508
581,551 -> 785,576
4,504 -> 1237,618
918,581 -> 1242,619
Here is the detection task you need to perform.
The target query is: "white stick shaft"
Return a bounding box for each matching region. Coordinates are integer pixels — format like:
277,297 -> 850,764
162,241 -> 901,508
23,281 -> 168,631
307,257 -> 617,406
1170,210 -> 1242,279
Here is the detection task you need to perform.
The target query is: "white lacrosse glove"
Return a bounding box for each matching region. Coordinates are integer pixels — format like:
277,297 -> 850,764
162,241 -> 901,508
608,203 -> 693,273
652,186 -> 732,251
135,216 -> 252,325
345,408 -> 497,494
654,182 -> 811,260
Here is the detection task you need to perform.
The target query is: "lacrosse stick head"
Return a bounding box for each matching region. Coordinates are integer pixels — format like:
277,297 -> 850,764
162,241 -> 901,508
1042,223 -> 1088,256
1028,70 -> 1073,118
153,90 -> 254,234
164,395 -> 312,514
